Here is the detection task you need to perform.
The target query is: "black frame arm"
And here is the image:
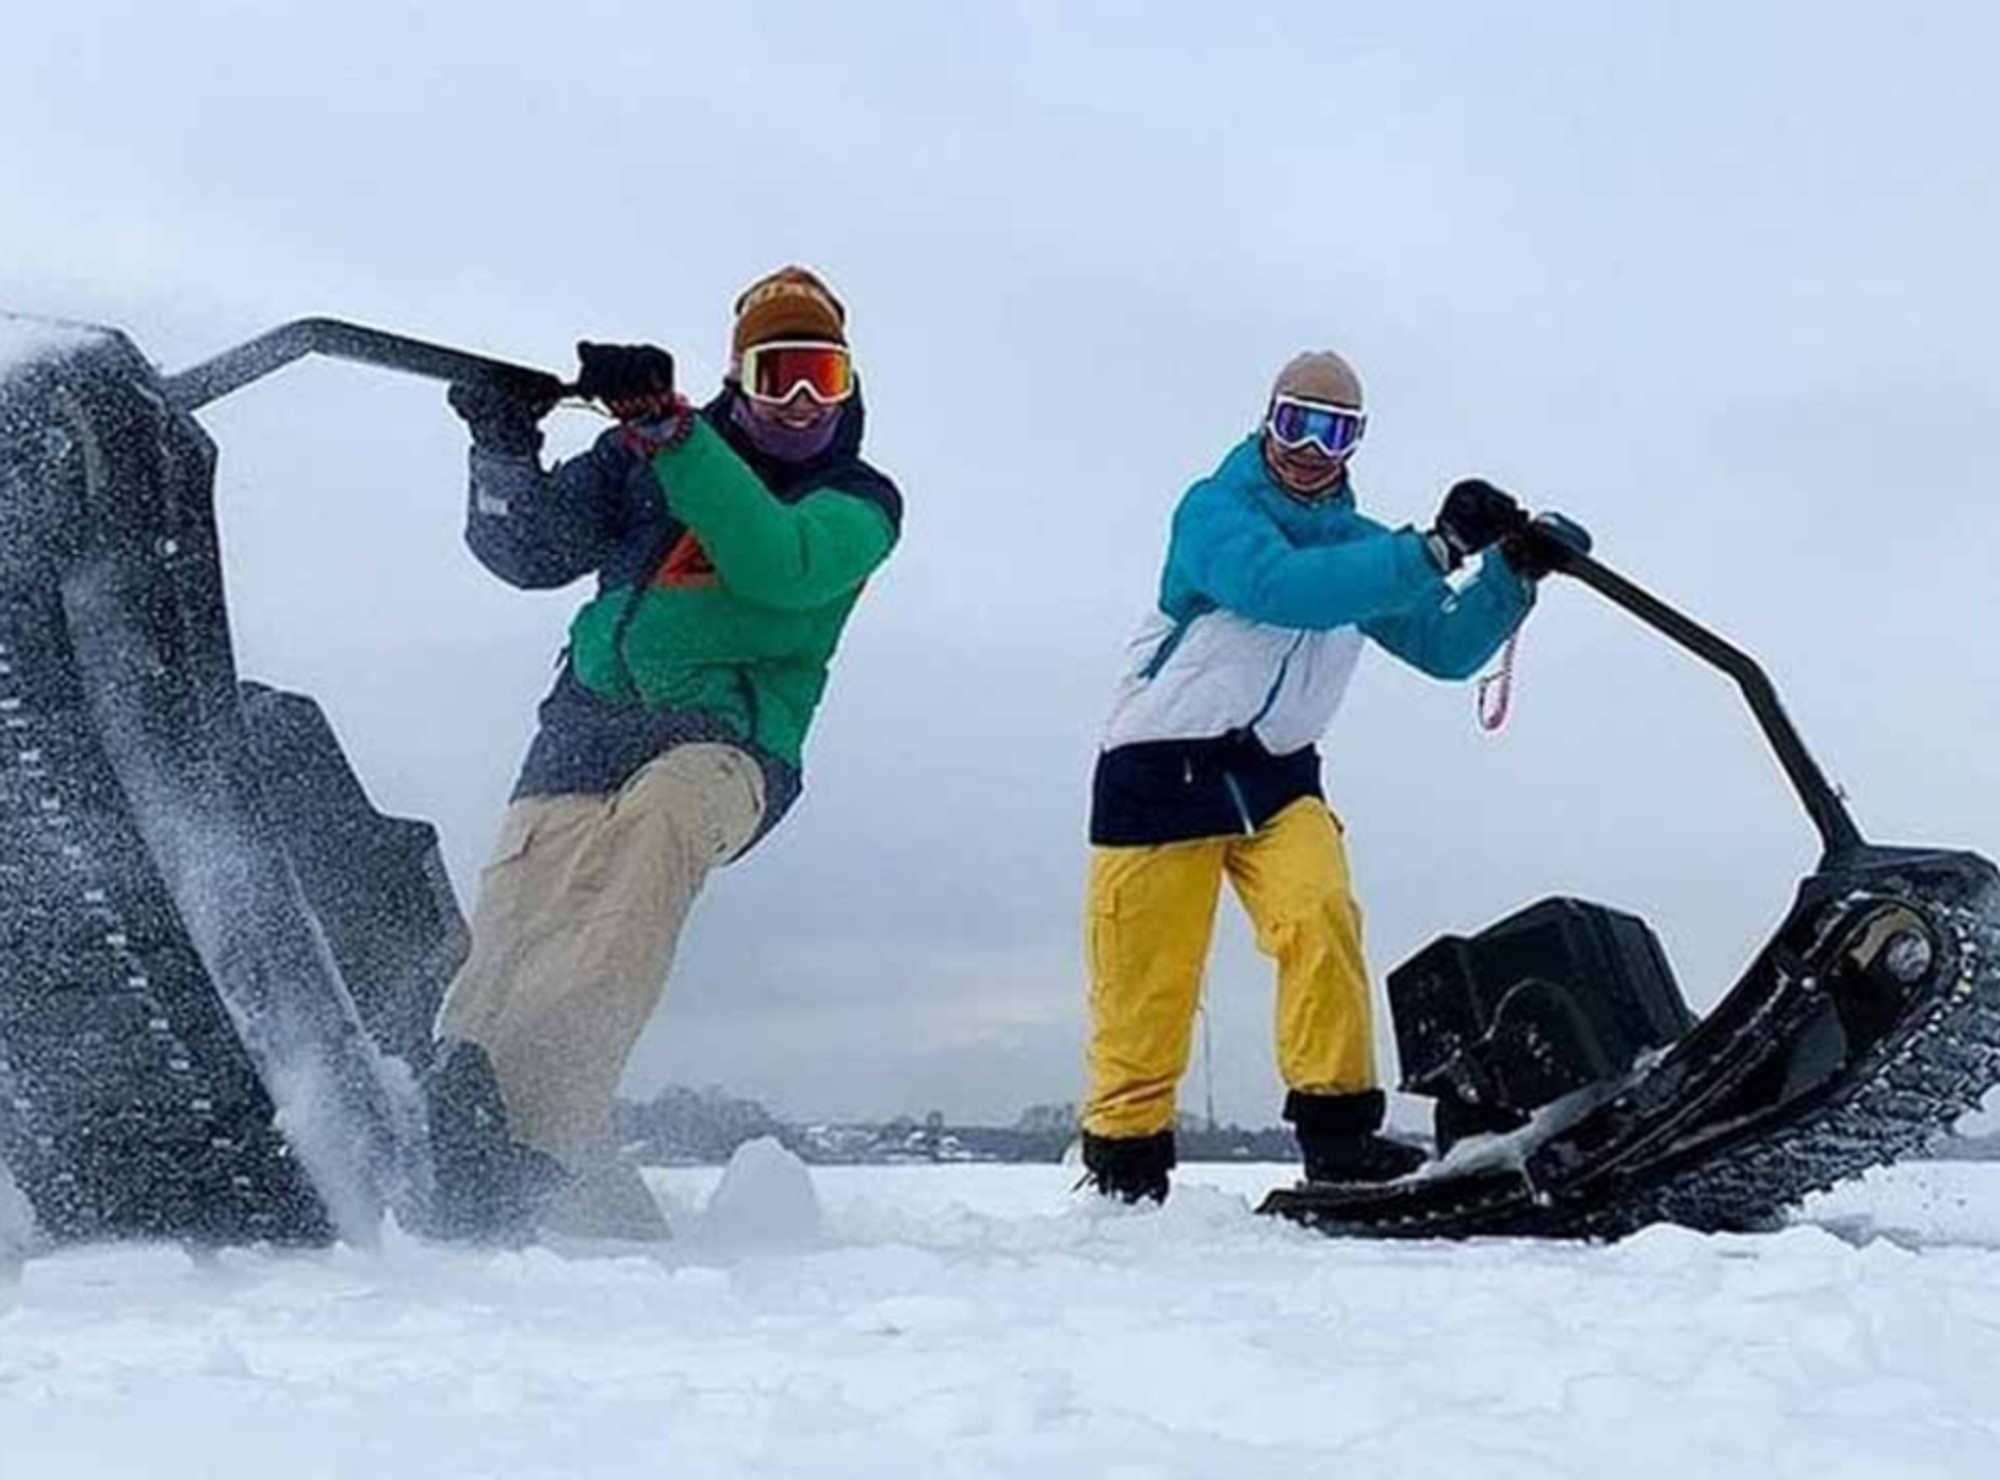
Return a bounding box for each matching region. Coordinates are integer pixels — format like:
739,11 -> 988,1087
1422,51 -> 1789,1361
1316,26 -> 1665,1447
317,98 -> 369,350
1520,523 -> 1865,862
163,318 -> 570,412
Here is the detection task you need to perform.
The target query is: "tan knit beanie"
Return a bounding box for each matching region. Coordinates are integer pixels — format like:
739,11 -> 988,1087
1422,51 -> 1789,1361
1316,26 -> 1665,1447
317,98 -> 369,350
732,265 -> 848,355
1271,350 -> 1363,409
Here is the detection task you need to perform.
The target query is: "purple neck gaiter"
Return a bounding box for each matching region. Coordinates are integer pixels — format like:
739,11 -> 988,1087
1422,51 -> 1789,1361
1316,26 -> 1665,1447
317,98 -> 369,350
732,395 -> 842,463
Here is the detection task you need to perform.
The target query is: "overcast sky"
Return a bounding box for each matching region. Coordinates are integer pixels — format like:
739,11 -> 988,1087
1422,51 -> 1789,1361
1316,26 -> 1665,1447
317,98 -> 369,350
5,2 -> 1998,1125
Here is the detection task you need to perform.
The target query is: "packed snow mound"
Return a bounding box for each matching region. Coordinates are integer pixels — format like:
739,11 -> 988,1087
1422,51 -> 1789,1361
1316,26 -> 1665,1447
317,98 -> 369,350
0,315 -> 107,383
687,1135 -> 824,1249
1948,1083 -> 2000,1142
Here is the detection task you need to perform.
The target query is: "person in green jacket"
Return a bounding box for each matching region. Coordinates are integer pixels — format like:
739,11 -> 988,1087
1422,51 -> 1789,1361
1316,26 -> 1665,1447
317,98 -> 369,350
429,267 -> 902,1240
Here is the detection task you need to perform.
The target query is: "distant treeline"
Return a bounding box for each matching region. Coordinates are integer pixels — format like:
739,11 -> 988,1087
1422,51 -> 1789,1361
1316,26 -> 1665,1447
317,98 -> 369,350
615,1086 -> 1299,1167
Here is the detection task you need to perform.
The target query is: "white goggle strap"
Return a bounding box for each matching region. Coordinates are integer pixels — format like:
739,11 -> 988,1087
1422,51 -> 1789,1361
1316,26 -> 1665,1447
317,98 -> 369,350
1266,395 -> 1366,453
741,342 -> 853,405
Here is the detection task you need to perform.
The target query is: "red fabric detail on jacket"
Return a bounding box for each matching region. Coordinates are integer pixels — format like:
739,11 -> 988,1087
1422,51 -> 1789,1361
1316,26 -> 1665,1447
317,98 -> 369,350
654,531 -> 719,588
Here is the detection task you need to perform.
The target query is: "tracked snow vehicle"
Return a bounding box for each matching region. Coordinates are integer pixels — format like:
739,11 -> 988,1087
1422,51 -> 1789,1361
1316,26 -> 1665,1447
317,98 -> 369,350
1263,525 -> 2000,1237
0,314 -> 564,1246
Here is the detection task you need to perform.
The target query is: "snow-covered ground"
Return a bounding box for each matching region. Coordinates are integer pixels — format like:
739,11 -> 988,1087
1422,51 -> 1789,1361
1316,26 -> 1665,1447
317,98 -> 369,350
7,1149 -> 2000,1479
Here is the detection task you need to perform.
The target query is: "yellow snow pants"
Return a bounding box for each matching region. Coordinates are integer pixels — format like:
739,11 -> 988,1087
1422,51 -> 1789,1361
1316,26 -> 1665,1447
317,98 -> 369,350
1082,798 -> 1376,1139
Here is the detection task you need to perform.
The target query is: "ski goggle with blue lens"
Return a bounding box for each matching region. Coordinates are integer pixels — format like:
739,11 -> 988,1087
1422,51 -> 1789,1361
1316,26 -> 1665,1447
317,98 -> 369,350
1265,395 -> 1367,457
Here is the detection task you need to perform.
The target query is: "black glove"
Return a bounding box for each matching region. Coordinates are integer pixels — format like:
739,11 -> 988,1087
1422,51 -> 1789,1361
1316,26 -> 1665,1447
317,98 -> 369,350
575,341 -> 676,419
1432,479 -> 1530,567
1500,513 -> 1594,580
447,381 -> 553,457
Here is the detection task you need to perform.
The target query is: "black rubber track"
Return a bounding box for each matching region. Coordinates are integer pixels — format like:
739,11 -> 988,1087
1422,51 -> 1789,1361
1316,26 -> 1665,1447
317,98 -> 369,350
2,316 -> 460,1245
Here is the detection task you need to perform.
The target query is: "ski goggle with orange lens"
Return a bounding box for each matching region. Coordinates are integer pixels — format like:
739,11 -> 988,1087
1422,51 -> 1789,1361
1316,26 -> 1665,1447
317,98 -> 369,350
740,341 -> 855,405
1266,395 -> 1366,457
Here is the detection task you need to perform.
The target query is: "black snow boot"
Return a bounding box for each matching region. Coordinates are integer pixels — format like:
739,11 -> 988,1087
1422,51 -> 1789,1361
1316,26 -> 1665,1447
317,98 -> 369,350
1286,1090 -> 1427,1186
421,1039 -> 568,1243
1081,1129 -> 1176,1205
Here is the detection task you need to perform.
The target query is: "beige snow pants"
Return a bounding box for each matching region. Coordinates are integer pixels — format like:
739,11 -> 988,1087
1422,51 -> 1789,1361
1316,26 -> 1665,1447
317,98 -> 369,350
435,743 -> 765,1237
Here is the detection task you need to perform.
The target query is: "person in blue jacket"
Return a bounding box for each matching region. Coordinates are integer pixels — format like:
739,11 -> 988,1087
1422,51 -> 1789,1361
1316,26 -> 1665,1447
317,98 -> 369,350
1080,349 -> 1557,1203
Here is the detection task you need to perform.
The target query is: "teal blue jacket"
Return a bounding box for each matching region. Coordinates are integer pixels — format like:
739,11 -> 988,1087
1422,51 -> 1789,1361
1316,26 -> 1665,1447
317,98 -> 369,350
1093,435 -> 1532,846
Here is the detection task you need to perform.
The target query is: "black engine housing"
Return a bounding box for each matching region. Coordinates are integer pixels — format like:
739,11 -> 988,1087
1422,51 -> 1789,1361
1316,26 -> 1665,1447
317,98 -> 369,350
1390,897 -> 1696,1149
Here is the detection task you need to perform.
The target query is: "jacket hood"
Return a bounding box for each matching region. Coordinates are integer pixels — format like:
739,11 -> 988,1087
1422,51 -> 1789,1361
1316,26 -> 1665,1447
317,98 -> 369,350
1223,433 -> 1356,522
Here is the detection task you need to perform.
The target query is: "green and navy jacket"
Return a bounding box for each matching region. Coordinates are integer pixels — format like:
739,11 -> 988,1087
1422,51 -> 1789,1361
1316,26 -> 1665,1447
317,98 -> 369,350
1092,435 -> 1529,847
466,389 -> 901,849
